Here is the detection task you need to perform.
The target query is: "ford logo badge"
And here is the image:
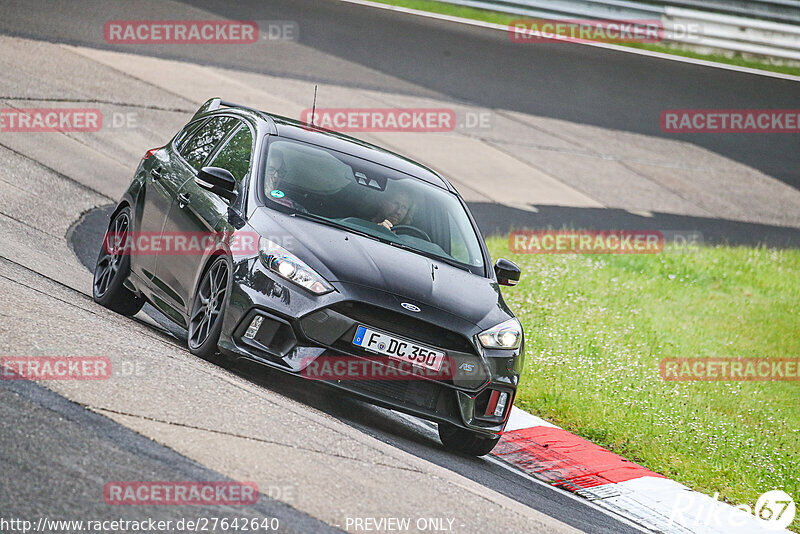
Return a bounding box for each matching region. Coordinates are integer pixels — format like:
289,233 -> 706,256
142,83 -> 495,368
401,302 -> 421,313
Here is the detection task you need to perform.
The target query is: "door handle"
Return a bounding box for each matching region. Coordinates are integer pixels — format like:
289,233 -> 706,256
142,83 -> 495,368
151,167 -> 162,180
178,193 -> 191,208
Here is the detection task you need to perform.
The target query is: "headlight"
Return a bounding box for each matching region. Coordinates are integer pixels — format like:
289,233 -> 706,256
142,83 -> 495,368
259,237 -> 334,295
478,318 -> 522,350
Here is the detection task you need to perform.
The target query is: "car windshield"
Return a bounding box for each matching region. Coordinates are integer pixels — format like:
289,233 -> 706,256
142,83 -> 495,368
260,139 -> 484,272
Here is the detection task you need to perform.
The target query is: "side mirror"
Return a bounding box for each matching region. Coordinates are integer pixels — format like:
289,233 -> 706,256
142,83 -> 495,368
494,258 -> 521,287
197,166 -> 237,202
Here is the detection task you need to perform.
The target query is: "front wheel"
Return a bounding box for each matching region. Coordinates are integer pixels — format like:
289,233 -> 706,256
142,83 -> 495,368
188,256 -> 230,361
438,423 -> 501,456
93,207 -> 144,316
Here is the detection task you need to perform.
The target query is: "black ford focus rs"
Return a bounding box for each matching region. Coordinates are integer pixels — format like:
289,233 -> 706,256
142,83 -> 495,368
93,98 -> 524,456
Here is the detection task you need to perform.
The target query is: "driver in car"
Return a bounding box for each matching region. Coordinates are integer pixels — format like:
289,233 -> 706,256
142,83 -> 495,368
372,189 -> 412,231
266,148 -> 304,211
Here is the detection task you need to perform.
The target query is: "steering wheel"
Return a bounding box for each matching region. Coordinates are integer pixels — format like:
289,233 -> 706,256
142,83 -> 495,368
392,225 -> 432,242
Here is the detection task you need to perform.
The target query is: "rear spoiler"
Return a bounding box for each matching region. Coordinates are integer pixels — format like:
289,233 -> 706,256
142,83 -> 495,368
191,98 -> 261,120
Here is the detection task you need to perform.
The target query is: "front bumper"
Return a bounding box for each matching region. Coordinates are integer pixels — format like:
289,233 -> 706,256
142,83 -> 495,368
217,257 -> 522,437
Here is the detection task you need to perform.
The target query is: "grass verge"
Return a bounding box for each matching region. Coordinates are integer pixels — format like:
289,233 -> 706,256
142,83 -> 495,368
485,237 -> 800,531
367,0 -> 800,77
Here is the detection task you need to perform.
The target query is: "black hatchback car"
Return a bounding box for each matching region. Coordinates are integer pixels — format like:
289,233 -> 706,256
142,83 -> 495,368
94,98 -> 524,456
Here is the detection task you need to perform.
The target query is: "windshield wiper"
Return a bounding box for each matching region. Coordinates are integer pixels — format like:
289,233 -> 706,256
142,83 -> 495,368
386,241 -> 470,272
290,211 -> 380,242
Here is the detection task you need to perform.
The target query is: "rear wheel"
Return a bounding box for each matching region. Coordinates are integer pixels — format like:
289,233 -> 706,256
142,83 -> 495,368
93,207 -> 144,316
438,422 -> 500,456
188,256 -> 230,361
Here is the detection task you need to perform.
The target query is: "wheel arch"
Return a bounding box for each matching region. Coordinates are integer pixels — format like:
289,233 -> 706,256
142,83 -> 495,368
108,200 -> 131,223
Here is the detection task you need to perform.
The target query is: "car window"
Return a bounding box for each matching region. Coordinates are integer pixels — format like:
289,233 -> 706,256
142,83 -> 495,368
448,212 -> 473,265
174,119 -> 207,151
208,124 -> 253,182
179,116 -> 238,171
260,139 -> 484,272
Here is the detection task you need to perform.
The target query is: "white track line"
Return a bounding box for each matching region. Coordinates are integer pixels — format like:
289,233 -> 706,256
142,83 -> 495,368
505,406 -> 558,431
337,0 -> 800,82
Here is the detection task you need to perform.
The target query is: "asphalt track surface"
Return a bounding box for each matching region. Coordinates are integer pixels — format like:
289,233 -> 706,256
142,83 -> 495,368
2,0 -> 799,250
0,0 -> 798,190
1,0 -> 798,533
0,378 -> 338,534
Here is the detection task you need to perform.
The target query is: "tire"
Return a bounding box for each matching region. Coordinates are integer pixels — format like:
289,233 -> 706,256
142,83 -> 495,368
438,422 -> 500,456
187,256 -> 230,361
93,206 -> 145,316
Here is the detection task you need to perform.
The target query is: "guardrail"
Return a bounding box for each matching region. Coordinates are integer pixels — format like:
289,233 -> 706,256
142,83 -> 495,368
438,0 -> 800,61
645,0 -> 800,25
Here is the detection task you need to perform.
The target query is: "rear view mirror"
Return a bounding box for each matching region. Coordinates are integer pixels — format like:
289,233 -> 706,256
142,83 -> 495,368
494,258 -> 521,286
197,166 -> 237,201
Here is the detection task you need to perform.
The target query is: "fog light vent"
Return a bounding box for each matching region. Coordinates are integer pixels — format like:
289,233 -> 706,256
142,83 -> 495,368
244,316 -> 264,339
494,391 -> 508,417
484,390 -> 509,418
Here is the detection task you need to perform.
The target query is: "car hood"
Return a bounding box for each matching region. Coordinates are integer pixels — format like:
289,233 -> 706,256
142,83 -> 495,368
250,209 -> 511,328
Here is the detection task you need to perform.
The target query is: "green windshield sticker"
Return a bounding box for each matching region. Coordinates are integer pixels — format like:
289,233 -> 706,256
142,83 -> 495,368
270,189 -> 285,198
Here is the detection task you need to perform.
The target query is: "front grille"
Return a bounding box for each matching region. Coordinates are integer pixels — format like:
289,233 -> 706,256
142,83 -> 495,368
329,301 -> 474,353
344,379 -> 442,411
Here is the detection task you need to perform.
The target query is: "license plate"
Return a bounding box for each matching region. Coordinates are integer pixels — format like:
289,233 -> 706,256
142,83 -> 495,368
352,325 -> 444,372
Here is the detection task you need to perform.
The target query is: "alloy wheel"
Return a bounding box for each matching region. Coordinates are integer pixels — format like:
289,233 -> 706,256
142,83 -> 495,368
188,259 -> 229,349
94,211 -> 129,298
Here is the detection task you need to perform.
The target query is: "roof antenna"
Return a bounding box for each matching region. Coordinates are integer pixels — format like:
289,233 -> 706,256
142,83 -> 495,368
310,85 -> 318,127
